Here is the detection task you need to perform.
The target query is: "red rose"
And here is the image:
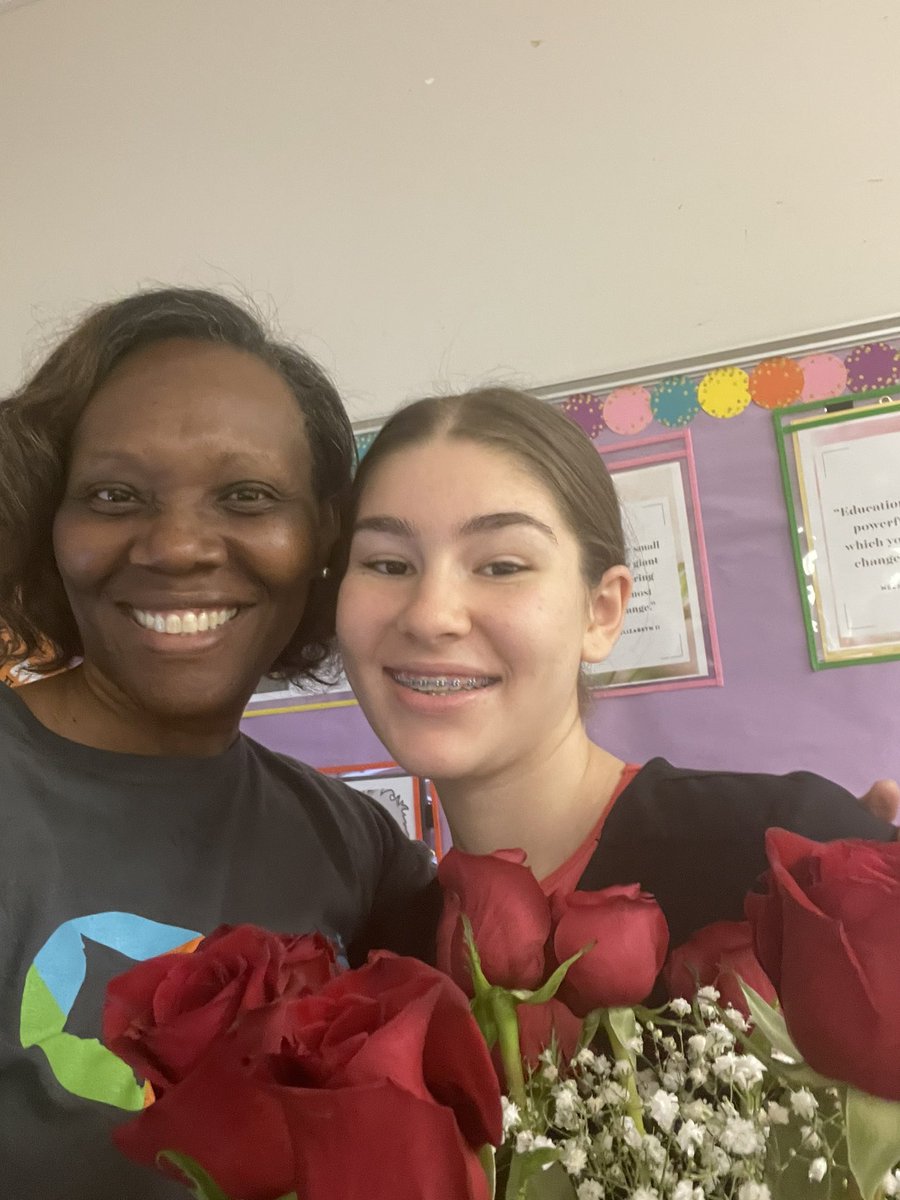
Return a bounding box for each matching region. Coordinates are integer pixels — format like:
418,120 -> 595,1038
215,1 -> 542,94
114,953 -> 502,1200
554,886 -> 669,1014
746,829 -> 900,1100
664,920 -> 777,1018
437,848 -> 551,991
104,924 -> 336,1091
515,999 -> 583,1069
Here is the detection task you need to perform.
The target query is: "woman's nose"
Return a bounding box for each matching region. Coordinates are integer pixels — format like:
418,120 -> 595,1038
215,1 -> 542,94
394,570 -> 471,641
128,504 -> 227,573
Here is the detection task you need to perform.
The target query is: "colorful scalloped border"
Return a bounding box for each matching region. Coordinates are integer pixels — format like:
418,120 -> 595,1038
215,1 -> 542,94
352,339 -> 900,456
555,341 -> 900,440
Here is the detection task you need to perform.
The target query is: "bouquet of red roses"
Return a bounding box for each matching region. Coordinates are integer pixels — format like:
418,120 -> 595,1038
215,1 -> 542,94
105,829 -> 900,1200
436,830 -> 900,1200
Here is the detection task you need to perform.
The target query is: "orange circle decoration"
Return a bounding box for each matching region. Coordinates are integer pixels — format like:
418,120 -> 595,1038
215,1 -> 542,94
799,353 -> 848,401
697,367 -> 752,419
748,357 -> 804,409
603,386 -> 653,435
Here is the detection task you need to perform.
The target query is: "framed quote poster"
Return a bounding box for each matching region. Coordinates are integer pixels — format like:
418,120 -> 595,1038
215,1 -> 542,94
584,431 -> 722,696
774,390 -> 900,669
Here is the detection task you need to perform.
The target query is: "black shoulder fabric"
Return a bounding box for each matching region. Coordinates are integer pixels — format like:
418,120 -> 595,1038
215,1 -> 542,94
576,757 -> 894,951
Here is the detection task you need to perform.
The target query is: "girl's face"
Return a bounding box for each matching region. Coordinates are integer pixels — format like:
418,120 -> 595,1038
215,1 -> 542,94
337,437 -> 629,784
53,338 -> 329,726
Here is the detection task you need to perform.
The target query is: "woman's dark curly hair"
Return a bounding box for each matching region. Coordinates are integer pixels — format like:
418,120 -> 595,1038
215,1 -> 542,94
0,287 -> 355,681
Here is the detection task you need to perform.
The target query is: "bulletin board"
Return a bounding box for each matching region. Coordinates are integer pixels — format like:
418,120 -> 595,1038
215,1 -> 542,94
241,320 -> 900,796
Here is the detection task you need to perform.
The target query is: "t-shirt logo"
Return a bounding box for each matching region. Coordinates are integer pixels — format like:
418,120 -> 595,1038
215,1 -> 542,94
20,912 -> 200,1110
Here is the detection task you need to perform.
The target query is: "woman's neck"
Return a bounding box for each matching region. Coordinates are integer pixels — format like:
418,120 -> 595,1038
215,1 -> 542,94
435,727 -> 625,881
16,666 -> 241,757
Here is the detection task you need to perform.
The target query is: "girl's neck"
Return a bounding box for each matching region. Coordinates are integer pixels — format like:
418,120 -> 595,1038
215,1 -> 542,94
435,726 -> 625,881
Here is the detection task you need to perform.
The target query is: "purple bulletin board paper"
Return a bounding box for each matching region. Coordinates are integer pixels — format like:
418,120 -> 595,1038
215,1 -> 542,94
242,404 -> 898,795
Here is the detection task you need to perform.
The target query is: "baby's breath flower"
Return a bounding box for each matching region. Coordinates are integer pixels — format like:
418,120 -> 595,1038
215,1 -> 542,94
883,1169 -> 900,1197
737,1185 -> 771,1200
669,997 -> 692,1017
576,1183 -> 603,1200
808,1157 -> 828,1182
675,1119 -> 705,1158
500,1096 -> 520,1135
648,1087 -> 680,1132
697,985 -> 721,1003
630,1188 -> 659,1200
719,1115 -> 763,1157
765,1101 -> 789,1125
561,1140 -> 588,1176
789,1089 -> 818,1120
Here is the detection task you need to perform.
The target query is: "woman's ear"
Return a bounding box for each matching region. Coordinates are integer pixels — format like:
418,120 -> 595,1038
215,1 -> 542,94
581,565 -> 632,664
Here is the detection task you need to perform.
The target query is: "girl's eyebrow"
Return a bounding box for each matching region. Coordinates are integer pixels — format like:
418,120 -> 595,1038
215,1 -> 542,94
352,511 -> 557,543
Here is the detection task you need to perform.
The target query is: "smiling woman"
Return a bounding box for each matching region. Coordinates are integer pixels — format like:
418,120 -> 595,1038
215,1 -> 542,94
0,288 -> 437,1200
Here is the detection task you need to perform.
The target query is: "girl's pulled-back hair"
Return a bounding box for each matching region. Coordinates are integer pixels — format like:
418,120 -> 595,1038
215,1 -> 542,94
0,286 -> 355,680
347,386 -> 626,586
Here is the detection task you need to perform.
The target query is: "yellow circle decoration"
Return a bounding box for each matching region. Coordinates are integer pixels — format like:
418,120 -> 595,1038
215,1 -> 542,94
697,367 -> 752,419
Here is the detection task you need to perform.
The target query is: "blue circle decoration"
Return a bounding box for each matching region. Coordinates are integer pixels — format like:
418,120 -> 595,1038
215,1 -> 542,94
649,376 -> 700,427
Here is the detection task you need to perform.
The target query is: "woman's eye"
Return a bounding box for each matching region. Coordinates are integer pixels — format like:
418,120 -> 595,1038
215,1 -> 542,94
88,486 -> 139,508
222,485 -> 276,508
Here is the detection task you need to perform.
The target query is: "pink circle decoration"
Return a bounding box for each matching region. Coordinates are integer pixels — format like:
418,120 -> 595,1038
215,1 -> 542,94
843,341 -> 900,392
697,367 -> 752,419
799,353 -> 848,402
603,386 -> 652,435
748,357 -> 804,409
560,391 -> 605,439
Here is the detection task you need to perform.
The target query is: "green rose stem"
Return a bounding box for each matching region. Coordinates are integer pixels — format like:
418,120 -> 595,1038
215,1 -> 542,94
494,992 -> 527,1108
600,1009 -> 646,1137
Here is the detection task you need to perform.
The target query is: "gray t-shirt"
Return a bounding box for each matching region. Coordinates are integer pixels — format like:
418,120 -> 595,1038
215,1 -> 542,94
0,682 -> 436,1198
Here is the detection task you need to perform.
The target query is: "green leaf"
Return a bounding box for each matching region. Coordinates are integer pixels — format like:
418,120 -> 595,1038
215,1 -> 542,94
157,1152 -> 233,1200
513,947 -> 587,1008
479,1142 -> 497,1200
845,1086 -> 900,1200
504,1146 -> 561,1200
740,982 -> 802,1059
523,1162 -> 578,1200
576,1007 -> 604,1054
605,1006 -> 639,1062
739,985 -> 836,1089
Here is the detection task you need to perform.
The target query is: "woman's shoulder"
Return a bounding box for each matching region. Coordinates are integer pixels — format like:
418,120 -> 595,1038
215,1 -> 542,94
611,756 -> 890,843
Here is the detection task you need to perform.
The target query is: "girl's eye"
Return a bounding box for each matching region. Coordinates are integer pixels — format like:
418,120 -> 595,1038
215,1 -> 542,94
364,558 -> 411,576
481,560 -> 525,577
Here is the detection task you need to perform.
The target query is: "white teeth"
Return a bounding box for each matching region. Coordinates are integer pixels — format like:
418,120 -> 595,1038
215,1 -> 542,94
394,672 -> 493,694
132,607 -> 238,636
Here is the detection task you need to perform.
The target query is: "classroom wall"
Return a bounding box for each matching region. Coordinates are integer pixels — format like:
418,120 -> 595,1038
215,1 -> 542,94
3,0 -> 900,419
2,0 -> 898,790
242,400 -> 898,795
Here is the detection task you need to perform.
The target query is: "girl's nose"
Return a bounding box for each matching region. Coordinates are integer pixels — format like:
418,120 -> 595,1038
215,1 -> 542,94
394,569 -> 471,641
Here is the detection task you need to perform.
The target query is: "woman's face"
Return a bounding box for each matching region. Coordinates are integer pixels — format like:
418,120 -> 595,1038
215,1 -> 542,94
53,338 -> 329,725
337,437 -> 627,784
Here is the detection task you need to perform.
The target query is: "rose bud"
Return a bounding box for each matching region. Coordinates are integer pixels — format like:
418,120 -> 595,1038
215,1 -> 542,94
664,920 -> 777,1018
437,848 -> 552,991
554,885 -> 669,1014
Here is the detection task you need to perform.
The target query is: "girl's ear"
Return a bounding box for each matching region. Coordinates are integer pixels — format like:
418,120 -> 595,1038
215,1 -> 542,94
581,565 -> 632,663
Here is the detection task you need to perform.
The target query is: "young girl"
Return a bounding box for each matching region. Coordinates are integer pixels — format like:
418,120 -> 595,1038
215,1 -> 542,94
336,386 -> 896,950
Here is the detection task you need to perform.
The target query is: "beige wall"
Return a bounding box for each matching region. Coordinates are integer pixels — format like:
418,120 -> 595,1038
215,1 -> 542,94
2,0 -> 899,420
